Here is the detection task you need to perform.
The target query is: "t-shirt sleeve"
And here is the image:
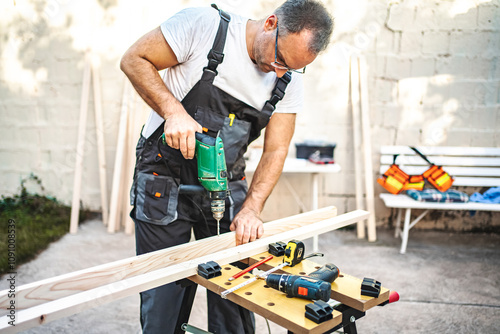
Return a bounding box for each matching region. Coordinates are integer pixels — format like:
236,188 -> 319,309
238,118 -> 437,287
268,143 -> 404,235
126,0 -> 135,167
160,7 -> 218,64
273,73 -> 304,114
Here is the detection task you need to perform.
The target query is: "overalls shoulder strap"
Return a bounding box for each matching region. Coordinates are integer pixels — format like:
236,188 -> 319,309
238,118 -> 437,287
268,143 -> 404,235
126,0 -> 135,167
203,4 -> 231,81
204,4 -> 293,120
261,71 -> 292,118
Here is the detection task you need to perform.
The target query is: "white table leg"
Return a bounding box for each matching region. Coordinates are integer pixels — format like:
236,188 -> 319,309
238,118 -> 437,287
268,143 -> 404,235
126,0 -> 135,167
395,208 -> 402,238
400,208 -> 411,254
312,173 -> 319,252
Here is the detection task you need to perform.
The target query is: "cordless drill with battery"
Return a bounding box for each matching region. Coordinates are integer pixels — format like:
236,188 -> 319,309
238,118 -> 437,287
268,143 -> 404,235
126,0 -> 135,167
162,132 -> 230,235
265,263 -> 340,302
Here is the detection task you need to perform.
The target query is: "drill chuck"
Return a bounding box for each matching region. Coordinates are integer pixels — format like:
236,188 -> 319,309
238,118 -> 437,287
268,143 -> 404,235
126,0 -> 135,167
211,199 -> 225,220
266,274 -> 331,302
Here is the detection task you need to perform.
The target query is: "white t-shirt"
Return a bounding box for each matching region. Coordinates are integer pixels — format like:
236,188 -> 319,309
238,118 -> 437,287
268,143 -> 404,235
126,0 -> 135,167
141,7 -> 304,138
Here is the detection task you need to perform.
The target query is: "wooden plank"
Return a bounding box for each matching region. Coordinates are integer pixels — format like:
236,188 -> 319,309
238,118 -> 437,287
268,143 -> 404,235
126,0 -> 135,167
450,177 -> 500,187
69,53 -> 91,234
190,263 -> 343,334
380,155 -> 500,167
0,207 -> 337,311
381,146 -> 500,157
0,210 -> 369,333
122,92 -> 138,235
379,165 -> 500,177
358,56 -> 376,242
107,80 -> 131,232
380,194 -> 500,211
350,56 -> 366,240
248,253 -> 389,313
91,58 -> 109,227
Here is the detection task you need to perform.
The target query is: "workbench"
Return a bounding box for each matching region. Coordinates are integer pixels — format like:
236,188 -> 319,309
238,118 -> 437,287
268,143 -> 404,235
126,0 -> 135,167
183,252 -> 391,334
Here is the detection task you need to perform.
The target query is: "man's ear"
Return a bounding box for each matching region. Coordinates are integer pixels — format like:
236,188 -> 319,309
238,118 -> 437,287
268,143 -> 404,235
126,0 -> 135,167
264,14 -> 278,32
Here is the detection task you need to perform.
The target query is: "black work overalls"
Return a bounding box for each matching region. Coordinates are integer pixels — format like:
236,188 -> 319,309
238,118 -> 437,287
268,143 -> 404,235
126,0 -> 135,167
130,7 -> 291,334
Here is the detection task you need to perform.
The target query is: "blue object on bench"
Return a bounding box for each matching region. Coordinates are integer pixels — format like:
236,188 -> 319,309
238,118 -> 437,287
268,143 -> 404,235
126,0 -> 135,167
470,187 -> 500,204
406,189 -> 469,203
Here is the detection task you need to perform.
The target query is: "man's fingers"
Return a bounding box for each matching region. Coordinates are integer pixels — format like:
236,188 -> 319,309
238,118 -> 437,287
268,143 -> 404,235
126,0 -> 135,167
164,134 -> 175,149
249,226 -> 257,243
179,135 -> 188,159
257,224 -> 264,239
241,226 -> 252,244
235,223 -> 245,246
186,132 -> 196,159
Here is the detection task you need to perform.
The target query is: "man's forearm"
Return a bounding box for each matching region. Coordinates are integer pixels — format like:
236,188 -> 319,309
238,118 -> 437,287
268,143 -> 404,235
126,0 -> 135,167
242,149 -> 287,215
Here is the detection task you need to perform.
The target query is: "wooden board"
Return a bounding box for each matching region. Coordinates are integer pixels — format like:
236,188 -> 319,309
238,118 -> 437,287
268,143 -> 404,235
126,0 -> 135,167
91,60 -> 109,227
0,210 -> 369,333
69,53 -> 91,234
349,56 -> 366,240
0,207 -> 340,311
358,56 -> 377,242
248,253 -> 389,312
189,264 -> 343,334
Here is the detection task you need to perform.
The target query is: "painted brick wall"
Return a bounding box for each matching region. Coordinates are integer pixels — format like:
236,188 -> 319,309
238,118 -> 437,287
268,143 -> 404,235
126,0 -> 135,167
1,0 -> 498,231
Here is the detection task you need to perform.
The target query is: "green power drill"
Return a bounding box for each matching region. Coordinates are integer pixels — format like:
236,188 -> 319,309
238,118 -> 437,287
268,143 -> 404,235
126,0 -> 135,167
162,132 -> 230,236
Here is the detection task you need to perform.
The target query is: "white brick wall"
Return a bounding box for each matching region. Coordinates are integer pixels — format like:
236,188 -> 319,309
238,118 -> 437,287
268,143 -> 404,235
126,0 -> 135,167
0,0 -> 499,231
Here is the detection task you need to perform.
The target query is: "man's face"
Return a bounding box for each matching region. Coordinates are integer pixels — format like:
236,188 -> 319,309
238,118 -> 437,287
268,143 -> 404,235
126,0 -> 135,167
253,19 -> 317,78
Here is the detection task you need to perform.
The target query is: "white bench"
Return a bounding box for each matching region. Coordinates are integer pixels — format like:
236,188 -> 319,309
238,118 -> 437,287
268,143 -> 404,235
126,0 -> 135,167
379,146 -> 500,254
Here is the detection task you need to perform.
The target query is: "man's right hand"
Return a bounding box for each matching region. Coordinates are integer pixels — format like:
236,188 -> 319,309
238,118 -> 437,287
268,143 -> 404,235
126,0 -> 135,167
162,105 -> 203,159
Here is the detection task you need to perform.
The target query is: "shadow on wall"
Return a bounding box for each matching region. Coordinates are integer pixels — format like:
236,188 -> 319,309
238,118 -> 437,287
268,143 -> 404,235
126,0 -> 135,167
372,1 -> 500,229
381,1 -> 499,147
0,0 -> 121,203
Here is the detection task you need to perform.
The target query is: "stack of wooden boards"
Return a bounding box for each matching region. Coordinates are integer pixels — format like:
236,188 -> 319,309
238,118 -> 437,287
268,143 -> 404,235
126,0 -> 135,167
69,52 -> 147,234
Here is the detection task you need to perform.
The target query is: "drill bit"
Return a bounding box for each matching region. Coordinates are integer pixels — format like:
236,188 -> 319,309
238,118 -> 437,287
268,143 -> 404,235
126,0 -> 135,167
211,199 -> 225,237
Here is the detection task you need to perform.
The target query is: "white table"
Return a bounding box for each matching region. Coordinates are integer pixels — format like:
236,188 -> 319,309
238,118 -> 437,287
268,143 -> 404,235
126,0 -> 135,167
245,158 -> 341,251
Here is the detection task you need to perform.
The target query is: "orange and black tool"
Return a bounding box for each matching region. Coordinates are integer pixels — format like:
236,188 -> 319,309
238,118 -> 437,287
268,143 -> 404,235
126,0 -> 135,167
377,155 -> 411,194
410,147 -> 454,192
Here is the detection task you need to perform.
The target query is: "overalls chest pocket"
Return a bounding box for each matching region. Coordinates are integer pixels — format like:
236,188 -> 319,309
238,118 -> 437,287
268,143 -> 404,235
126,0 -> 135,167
194,107 -> 251,172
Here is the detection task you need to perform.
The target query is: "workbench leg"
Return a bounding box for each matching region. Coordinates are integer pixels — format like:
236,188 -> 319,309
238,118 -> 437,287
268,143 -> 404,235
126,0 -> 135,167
329,304 -> 365,334
343,321 -> 358,334
174,279 -> 198,334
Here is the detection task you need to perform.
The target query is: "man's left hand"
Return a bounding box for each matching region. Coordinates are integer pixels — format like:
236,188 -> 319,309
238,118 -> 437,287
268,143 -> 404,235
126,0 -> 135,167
230,208 -> 264,245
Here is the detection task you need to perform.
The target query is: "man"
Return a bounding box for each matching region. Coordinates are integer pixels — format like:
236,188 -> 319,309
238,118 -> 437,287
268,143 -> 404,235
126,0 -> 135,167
120,0 -> 333,332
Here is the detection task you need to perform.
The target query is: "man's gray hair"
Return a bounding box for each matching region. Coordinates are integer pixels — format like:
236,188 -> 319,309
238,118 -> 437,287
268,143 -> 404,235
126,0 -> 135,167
274,0 -> 334,54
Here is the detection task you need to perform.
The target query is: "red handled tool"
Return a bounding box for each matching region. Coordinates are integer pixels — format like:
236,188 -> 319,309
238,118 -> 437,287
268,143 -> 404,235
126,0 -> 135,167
228,255 -> 273,281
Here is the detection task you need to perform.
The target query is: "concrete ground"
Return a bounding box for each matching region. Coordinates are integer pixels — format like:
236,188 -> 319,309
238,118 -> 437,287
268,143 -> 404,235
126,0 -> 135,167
1,218 -> 499,333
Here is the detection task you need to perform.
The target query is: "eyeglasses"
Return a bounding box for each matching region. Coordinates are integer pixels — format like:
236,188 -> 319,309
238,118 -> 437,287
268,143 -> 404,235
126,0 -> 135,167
270,25 -> 306,74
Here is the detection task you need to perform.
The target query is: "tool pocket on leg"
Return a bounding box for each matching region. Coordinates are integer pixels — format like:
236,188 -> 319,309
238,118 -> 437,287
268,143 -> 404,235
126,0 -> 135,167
130,135 -> 148,206
135,172 -> 178,225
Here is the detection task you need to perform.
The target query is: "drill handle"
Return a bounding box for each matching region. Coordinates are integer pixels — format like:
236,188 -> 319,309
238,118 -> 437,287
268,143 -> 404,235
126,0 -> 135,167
308,263 -> 340,283
178,184 -> 206,196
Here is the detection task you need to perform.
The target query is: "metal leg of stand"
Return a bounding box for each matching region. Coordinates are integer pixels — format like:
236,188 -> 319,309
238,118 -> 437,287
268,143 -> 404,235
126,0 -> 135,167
174,279 -> 198,334
328,304 -> 365,334
343,321 -> 358,334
